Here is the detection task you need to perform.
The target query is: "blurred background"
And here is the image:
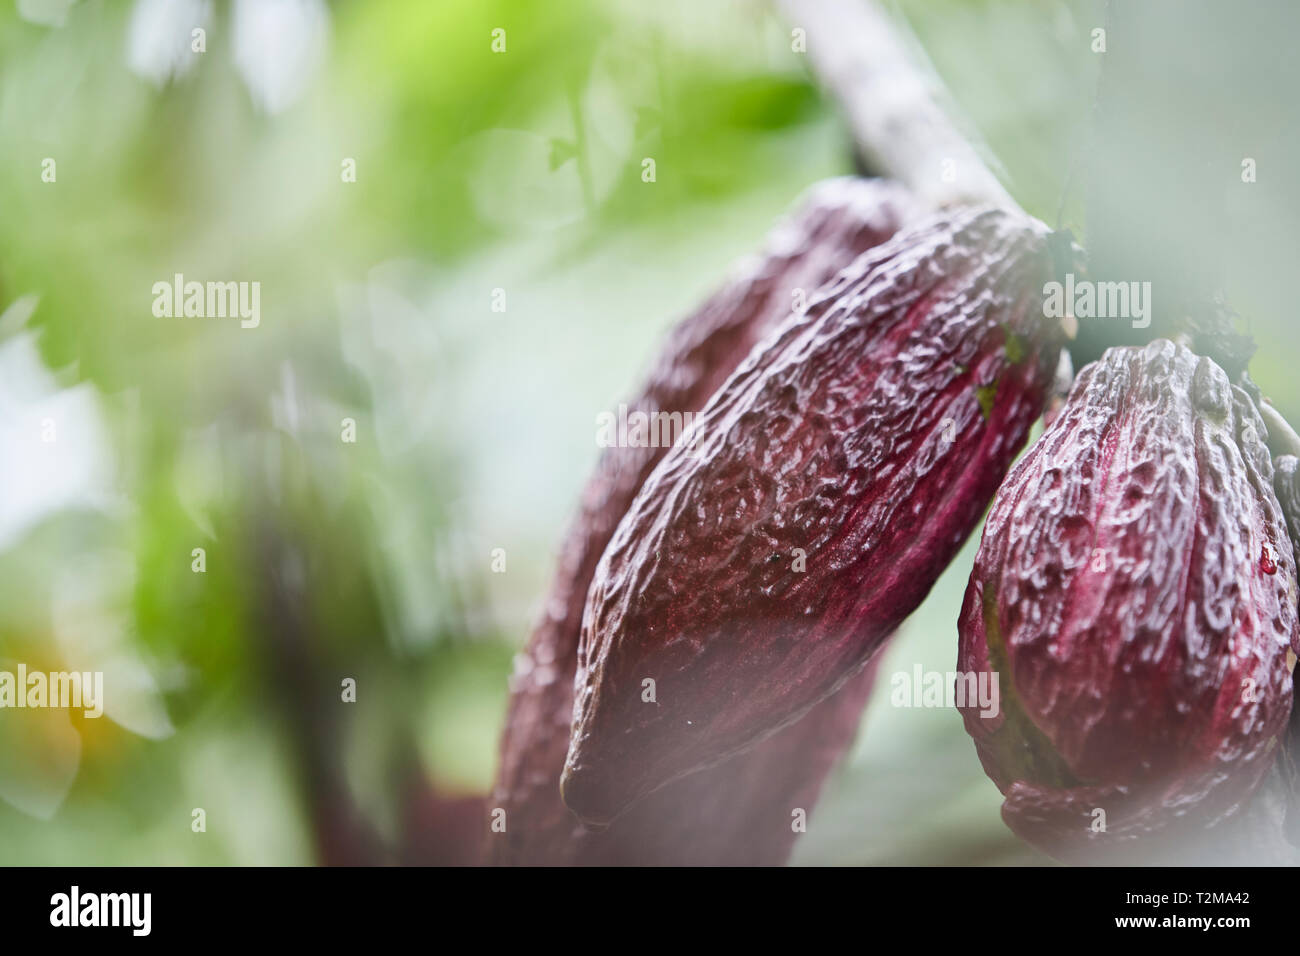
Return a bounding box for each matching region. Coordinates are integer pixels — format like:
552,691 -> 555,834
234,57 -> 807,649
0,0 -> 1296,865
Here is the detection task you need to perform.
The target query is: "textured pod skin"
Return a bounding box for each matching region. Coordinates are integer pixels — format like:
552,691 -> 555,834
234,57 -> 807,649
489,179 -> 914,865
957,340 -> 1298,862
564,206 -> 1063,825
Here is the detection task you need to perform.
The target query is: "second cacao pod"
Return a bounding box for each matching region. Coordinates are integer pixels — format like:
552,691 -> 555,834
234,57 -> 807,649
957,339 -> 1298,862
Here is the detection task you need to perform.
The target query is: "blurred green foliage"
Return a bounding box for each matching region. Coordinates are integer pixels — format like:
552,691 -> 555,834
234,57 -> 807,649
0,0 -> 1292,865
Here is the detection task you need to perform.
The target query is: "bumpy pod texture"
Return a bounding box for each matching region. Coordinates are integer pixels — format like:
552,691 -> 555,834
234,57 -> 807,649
958,340 -> 1298,862
563,205 -> 1063,825
489,178 -> 915,865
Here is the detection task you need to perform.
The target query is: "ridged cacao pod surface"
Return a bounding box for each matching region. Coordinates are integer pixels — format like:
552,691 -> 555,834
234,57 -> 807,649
489,178 -> 914,864
957,339 -> 1297,861
563,205 -> 1065,825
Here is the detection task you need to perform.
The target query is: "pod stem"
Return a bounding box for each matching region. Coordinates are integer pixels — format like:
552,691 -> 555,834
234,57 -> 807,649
782,0 -> 1300,457
775,0 -> 1014,211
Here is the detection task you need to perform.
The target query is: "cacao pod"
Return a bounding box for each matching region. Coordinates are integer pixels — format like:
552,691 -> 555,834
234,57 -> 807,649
401,787 -> 487,867
957,339 -> 1298,862
489,178 -> 914,864
563,205 -> 1064,826
576,658 -> 879,865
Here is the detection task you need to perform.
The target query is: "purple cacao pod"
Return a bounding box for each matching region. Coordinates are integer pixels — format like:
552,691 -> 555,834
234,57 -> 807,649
489,178 -> 915,865
574,657 -> 879,865
563,205 -> 1064,826
957,339 -> 1298,862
